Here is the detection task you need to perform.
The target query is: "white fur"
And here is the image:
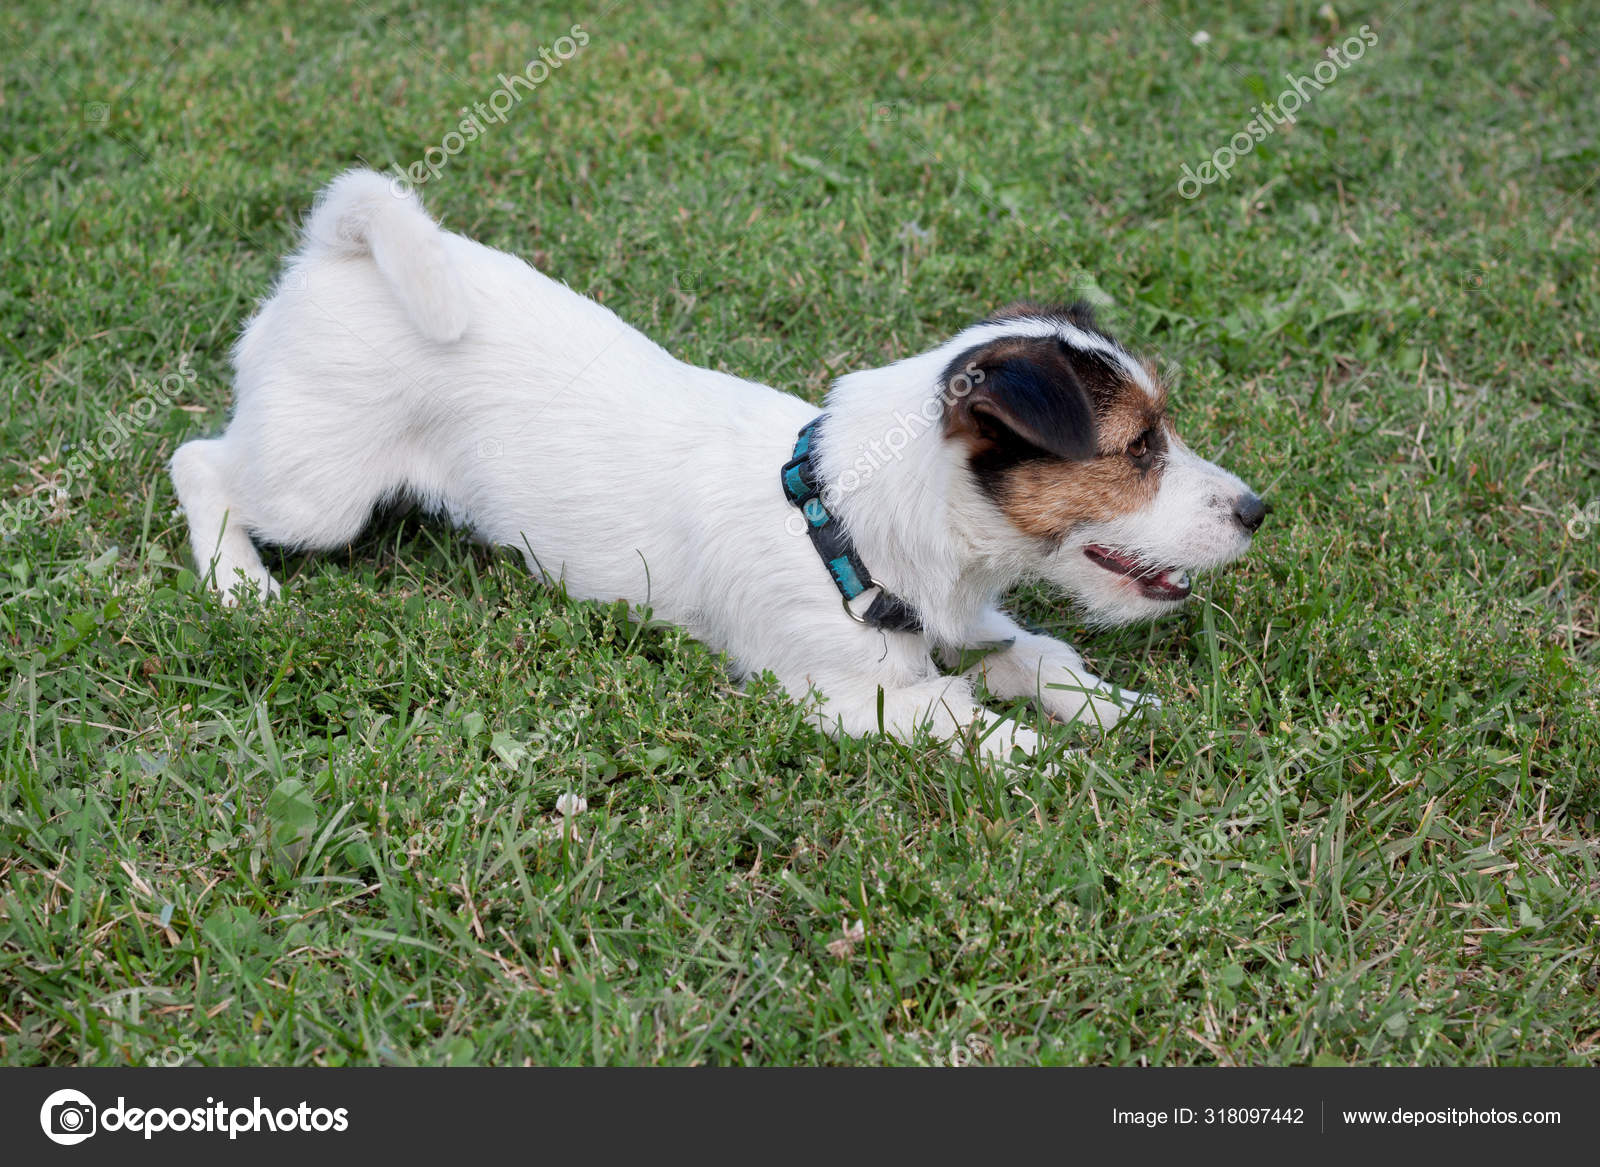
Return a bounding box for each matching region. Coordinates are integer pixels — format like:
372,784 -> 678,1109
170,169 -> 1258,765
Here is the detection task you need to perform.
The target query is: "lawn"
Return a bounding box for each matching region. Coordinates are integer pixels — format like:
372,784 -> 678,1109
1,0 -> 1597,1066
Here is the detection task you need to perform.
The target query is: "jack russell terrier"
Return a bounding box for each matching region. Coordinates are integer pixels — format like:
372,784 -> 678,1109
171,170 -> 1264,764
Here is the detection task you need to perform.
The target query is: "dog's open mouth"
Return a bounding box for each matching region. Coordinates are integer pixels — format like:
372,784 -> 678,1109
1083,545 -> 1192,601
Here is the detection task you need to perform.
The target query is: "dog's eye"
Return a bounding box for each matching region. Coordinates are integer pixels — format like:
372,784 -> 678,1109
1127,433 -> 1149,460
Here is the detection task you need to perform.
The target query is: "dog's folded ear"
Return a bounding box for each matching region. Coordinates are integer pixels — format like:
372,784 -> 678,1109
943,337 -> 1097,462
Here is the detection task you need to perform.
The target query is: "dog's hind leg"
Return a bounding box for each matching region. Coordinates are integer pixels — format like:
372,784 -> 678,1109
169,437 -> 280,604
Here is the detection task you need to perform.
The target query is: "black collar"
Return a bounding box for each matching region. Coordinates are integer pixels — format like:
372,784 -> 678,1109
780,418 -> 923,633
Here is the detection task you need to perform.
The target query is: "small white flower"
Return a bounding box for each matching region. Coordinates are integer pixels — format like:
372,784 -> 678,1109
555,792 -> 587,817
1190,30 -> 1211,46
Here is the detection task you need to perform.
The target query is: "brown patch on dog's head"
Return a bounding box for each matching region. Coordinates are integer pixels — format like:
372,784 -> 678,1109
943,319 -> 1170,539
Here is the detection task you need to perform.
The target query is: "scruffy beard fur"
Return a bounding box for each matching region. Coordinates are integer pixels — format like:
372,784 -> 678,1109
170,169 -> 1264,768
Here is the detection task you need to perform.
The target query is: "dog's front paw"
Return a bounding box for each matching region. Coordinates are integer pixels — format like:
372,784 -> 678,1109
1041,680 -> 1157,732
1113,687 -> 1161,714
970,715 -> 1042,763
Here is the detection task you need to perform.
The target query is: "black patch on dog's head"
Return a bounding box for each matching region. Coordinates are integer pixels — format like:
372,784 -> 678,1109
941,324 -> 1172,534
942,336 -> 1098,474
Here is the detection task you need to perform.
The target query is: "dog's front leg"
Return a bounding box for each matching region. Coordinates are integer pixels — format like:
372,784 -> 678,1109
808,672 -> 1044,764
954,608 -> 1156,732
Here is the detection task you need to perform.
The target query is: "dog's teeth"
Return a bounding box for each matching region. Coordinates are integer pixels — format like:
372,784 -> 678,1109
1172,570 -> 1190,588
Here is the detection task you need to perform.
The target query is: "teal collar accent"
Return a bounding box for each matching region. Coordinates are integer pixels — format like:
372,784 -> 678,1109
779,418 -> 923,633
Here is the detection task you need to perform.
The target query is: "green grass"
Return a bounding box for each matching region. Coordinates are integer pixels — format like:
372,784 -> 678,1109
2,0 -> 1598,1066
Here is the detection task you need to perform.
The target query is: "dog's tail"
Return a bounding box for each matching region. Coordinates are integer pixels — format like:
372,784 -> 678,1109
300,168 -> 469,343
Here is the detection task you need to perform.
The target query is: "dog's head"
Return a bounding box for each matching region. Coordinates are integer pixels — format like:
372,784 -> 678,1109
943,301 -> 1263,625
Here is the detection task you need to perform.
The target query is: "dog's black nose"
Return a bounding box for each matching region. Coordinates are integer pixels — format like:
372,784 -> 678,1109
1233,493 -> 1267,533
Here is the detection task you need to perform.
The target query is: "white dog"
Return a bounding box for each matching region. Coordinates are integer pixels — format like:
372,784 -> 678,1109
170,169 -> 1264,763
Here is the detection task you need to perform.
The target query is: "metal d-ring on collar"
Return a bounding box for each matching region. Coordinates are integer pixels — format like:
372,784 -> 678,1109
780,417 -> 924,634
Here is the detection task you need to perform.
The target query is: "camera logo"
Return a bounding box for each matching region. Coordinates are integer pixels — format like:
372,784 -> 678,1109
40,1088 -> 97,1145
